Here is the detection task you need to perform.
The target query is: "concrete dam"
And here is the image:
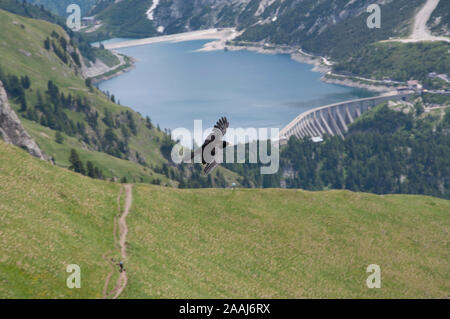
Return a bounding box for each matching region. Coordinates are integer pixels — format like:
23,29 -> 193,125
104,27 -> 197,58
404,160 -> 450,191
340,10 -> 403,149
280,92 -> 413,143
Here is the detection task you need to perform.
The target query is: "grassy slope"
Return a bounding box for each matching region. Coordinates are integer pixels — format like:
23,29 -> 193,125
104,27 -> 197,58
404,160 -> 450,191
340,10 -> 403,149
1,140 -> 449,298
23,120 -> 167,184
123,187 -> 449,298
0,140 -> 121,298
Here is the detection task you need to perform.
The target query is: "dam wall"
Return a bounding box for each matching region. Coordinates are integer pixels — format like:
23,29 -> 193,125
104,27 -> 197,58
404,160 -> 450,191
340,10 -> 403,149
280,92 -> 414,143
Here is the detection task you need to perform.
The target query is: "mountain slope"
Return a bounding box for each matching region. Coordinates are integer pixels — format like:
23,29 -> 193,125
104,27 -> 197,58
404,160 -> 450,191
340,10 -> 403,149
0,8 -> 241,188
234,0 -> 426,59
0,8 -> 173,184
1,140 -> 449,298
88,0 -> 427,60
0,140 -> 120,298
94,0 -> 157,39
428,0 -> 450,36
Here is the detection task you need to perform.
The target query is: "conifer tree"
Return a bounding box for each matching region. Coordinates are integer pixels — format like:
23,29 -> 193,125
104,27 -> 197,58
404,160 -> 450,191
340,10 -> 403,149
68,149 -> 85,175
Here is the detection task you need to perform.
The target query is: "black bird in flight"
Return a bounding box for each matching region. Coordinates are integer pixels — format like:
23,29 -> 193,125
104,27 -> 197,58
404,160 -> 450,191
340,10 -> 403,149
191,117 -> 230,175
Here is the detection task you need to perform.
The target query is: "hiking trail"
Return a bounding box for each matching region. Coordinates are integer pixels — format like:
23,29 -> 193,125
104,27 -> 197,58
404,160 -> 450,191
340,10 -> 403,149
102,184 -> 133,299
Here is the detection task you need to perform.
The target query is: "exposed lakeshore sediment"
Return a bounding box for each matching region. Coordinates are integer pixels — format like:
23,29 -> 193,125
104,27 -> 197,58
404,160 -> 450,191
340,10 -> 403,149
104,28 -> 238,50
93,29 -> 236,83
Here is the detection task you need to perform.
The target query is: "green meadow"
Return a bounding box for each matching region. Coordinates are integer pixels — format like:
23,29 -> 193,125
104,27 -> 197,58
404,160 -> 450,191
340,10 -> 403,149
1,141 -> 448,298
0,140 -> 120,298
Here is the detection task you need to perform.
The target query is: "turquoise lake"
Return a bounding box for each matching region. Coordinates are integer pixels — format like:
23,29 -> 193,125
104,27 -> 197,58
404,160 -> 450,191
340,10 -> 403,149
97,40 -> 374,132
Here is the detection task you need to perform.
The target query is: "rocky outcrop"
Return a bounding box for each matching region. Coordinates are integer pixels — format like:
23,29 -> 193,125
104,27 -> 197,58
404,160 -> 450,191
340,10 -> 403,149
0,81 -> 46,160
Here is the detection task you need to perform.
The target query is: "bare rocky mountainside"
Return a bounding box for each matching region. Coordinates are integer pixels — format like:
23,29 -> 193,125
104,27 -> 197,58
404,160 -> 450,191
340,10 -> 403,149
23,1 -> 449,60
87,0 -> 429,59
0,81 -> 46,160
25,0 -> 450,54
153,0 -> 390,32
427,0 -> 450,36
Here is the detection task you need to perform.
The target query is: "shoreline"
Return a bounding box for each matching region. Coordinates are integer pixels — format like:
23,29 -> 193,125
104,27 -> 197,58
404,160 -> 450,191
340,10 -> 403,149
95,29 -> 397,92
91,57 -> 136,84
93,28 -> 237,83
321,74 -> 398,93
199,39 -> 331,73
202,40 -> 396,93
91,64 -> 135,84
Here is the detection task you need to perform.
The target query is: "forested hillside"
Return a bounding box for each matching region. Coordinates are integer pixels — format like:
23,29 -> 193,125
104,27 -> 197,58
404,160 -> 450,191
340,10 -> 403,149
333,42 -> 450,90
225,97 -> 450,199
235,0 -> 425,60
26,0 -> 98,16
428,0 -> 450,36
0,0 -> 115,66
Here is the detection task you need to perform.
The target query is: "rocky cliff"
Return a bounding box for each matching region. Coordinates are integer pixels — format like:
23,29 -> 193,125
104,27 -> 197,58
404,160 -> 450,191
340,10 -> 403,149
0,81 -> 46,160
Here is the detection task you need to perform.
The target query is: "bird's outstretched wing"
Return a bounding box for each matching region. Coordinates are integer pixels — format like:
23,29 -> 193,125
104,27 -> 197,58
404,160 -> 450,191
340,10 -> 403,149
190,117 -> 229,174
213,116 -> 229,137
202,116 -> 229,147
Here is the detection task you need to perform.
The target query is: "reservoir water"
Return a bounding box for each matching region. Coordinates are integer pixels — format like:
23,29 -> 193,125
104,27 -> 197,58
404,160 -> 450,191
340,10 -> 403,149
97,39 -> 374,132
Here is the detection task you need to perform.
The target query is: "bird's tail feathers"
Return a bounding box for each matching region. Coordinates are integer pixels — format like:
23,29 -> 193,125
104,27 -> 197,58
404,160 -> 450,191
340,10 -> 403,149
204,161 -> 218,175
